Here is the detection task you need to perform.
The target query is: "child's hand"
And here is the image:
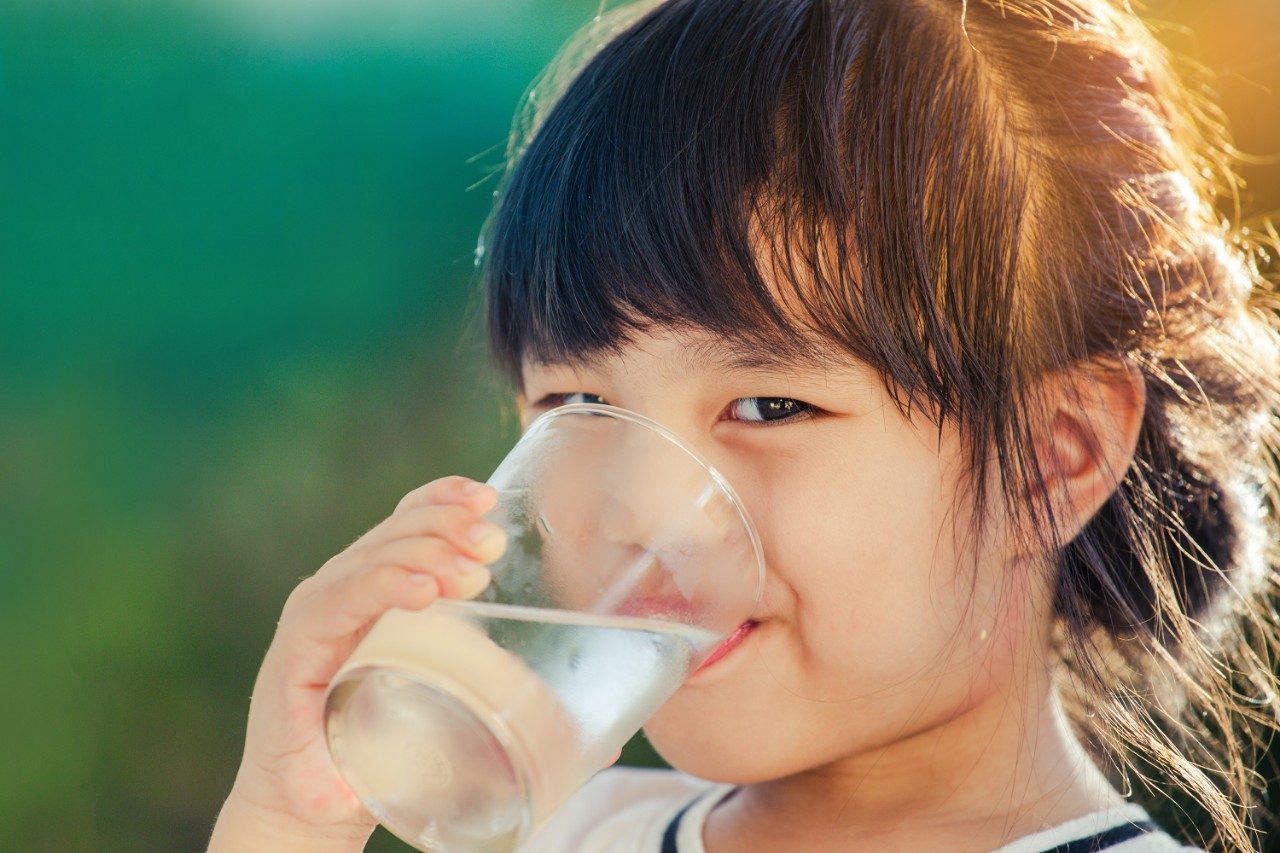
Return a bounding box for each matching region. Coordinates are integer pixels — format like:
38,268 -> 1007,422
209,476 -> 506,852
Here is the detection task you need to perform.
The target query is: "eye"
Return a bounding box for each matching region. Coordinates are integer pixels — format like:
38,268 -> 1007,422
531,393 -> 818,427
725,397 -> 817,427
535,392 -> 609,408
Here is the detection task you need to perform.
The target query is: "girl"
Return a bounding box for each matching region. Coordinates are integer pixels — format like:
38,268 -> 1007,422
209,0 -> 1280,850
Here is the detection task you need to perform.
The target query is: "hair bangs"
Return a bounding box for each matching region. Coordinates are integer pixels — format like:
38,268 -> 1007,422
477,0 -> 1034,447
477,0 -> 879,393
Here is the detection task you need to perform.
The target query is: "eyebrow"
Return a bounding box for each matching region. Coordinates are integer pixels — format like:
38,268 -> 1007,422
528,336 -> 847,378
680,337 -> 838,373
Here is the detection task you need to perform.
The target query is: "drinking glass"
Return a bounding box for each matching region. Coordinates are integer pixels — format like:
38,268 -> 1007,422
323,402 -> 766,852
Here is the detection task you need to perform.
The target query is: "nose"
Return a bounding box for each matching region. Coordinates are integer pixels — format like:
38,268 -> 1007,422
596,414 -> 725,552
585,412 -> 760,626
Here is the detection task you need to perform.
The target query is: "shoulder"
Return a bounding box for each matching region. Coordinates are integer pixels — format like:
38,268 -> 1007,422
518,764 -> 718,853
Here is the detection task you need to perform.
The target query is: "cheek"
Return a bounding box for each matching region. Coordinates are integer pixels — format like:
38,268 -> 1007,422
752,417 -> 1007,697
641,429 -> 1037,780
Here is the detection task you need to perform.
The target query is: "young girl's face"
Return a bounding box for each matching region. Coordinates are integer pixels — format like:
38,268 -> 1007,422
517,324 -> 1048,783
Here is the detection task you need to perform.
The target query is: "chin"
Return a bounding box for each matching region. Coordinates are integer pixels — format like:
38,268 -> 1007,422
641,714 -> 799,785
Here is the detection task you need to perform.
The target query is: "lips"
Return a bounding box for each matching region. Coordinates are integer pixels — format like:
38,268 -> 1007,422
614,594 -> 702,622
613,593 -> 763,674
691,619 -> 760,675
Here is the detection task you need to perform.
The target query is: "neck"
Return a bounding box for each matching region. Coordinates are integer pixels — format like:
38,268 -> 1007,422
704,663 -> 1128,852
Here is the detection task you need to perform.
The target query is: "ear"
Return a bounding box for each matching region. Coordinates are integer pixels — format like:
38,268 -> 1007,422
1025,357 -> 1147,546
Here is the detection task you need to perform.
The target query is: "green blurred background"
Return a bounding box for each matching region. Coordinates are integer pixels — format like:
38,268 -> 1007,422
2,1 -> 1278,849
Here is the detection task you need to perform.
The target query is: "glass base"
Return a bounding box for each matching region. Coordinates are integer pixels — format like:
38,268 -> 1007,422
324,665 -> 531,852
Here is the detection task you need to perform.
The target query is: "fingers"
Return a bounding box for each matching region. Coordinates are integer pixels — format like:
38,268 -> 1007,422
346,476 -> 499,549
374,503 -> 509,563
273,522 -> 504,686
306,562 -> 443,644
291,531 -> 498,649
267,475 -> 509,690
362,535 -> 495,599
310,485 -> 507,591
373,494 -> 501,548
308,504 -> 507,591
271,564 -> 444,690
394,475 -> 500,517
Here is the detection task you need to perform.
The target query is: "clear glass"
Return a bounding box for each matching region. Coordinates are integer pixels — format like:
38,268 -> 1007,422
322,402 -> 766,852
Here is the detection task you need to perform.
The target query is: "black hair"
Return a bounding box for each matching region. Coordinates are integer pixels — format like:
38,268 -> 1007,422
469,2 -> 1280,848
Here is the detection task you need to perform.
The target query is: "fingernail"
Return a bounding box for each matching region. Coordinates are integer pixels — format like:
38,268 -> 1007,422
462,480 -> 484,495
455,554 -> 484,573
410,572 -> 437,586
467,521 -> 501,546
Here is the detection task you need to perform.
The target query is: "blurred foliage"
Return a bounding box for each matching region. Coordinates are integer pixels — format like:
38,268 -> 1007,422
0,0 -> 1276,850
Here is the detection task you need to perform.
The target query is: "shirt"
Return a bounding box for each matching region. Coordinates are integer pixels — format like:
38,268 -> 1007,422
518,766 -> 1205,852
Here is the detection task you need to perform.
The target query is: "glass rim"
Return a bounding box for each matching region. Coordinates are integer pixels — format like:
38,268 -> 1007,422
522,401 -> 767,610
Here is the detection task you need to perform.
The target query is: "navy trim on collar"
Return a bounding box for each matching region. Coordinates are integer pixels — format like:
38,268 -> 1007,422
1039,819 -> 1160,853
660,798 -> 698,853
660,799 -> 1160,852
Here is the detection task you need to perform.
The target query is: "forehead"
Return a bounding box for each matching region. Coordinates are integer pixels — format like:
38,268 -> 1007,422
519,327 -> 859,387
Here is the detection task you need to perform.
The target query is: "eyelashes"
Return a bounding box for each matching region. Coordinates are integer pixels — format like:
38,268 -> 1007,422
727,396 -> 817,426
531,392 -> 819,427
